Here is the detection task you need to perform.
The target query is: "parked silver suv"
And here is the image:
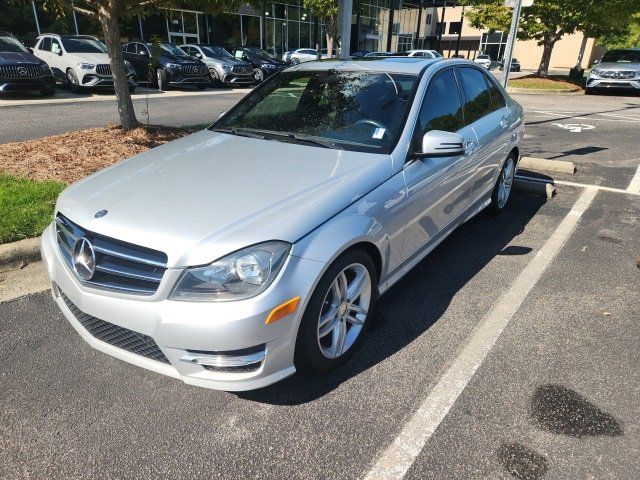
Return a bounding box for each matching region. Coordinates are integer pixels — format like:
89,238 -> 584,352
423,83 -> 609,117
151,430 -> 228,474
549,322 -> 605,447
180,44 -> 254,87
42,57 -> 524,391
586,49 -> 640,95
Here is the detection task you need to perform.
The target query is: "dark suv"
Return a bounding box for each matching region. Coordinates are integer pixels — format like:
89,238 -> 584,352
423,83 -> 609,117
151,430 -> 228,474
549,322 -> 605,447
231,47 -> 286,82
122,42 -> 209,90
0,31 -> 55,96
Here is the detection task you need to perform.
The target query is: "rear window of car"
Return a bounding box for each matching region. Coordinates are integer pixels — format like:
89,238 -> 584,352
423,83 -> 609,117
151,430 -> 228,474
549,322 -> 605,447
458,67 -> 493,124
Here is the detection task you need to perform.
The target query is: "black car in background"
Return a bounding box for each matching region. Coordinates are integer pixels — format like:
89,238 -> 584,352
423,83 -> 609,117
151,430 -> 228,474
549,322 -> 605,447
0,31 -> 55,96
231,47 -> 286,82
499,58 -> 521,72
122,42 -> 209,90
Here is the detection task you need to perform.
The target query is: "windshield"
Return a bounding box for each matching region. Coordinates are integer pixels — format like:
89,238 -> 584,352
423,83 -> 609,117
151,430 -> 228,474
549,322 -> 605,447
161,43 -> 189,57
61,38 -> 107,53
0,36 -> 28,53
202,46 -> 233,58
600,50 -> 640,63
248,48 -> 273,60
212,70 -> 418,154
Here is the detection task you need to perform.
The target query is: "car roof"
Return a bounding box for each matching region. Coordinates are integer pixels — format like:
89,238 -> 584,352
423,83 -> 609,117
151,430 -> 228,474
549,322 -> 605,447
288,57 -> 452,74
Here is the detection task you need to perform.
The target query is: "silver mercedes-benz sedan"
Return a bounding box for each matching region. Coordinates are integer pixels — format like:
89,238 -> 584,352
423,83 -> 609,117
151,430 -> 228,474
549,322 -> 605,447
41,57 -> 524,391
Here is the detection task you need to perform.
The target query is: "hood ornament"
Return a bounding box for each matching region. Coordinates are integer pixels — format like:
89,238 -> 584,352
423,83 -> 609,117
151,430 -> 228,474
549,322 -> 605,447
94,209 -> 108,218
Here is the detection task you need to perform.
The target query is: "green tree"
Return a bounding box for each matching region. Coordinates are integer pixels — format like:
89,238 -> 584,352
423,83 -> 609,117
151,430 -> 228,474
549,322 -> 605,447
461,0 -> 638,76
43,0 -> 244,130
304,0 -> 338,57
599,12 -> 640,49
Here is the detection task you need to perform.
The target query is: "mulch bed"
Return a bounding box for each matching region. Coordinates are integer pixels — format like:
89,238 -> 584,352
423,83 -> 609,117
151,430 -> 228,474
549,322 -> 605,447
0,124 -> 190,184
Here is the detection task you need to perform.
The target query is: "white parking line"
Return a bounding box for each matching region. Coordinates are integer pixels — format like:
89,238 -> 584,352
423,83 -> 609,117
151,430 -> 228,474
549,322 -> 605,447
515,174 -> 640,196
627,163 -> 640,193
363,187 -> 598,480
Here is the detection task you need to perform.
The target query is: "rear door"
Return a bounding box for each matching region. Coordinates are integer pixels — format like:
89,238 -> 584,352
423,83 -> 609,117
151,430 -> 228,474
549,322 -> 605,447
402,68 -> 479,260
457,66 -> 510,203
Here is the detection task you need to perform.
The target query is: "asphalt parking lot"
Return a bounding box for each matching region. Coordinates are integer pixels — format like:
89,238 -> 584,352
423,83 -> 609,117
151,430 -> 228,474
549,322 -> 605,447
1,89 -> 640,479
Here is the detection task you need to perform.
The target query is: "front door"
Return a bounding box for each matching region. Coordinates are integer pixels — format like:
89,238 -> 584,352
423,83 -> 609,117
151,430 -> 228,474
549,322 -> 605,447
402,68 -> 479,260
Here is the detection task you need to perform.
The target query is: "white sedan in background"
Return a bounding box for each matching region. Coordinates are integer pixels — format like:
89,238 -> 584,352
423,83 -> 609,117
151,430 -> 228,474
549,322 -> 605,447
474,54 -> 492,69
283,48 -> 319,65
406,49 -> 442,59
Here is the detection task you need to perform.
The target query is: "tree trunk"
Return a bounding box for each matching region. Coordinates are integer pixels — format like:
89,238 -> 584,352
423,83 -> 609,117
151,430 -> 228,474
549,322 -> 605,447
324,16 -> 338,58
536,34 -> 557,77
98,7 -> 138,130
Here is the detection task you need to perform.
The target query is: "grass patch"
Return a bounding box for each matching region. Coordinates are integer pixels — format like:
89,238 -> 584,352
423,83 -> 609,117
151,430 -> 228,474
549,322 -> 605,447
509,74 -> 583,91
0,174 -> 65,244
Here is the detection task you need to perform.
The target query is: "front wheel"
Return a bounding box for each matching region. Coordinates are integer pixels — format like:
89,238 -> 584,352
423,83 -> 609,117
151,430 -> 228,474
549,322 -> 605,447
291,58 -> 300,65
253,68 -> 264,83
66,69 -> 82,93
295,249 -> 378,373
156,68 -> 168,91
489,155 -> 516,213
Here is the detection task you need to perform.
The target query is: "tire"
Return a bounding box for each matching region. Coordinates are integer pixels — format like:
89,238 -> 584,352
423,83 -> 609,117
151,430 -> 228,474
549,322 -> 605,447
253,67 -> 264,83
585,88 -> 595,95
209,68 -> 222,87
294,249 -> 378,373
196,84 -> 206,90
66,68 -> 82,93
291,58 -> 300,65
489,154 -> 516,214
156,68 -> 168,91
128,85 -> 136,93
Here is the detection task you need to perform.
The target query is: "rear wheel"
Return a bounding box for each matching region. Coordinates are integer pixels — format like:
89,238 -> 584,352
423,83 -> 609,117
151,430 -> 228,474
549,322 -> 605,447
295,249 -> 378,373
489,154 -> 516,213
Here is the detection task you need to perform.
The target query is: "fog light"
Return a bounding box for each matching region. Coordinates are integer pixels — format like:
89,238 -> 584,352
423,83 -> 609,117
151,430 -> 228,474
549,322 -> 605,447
180,345 -> 265,372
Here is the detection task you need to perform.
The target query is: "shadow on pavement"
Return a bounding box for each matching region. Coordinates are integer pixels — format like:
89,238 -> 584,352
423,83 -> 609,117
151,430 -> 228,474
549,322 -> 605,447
498,442 -> 549,480
239,192 -> 548,405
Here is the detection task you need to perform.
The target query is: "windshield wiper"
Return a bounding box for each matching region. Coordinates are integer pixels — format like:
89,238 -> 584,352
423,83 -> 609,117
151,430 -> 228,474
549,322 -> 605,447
210,127 -> 266,140
247,129 -> 342,150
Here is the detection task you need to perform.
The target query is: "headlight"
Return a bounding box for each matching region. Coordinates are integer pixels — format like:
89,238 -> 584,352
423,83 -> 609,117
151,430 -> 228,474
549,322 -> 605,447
264,64 -> 276,69
40,63 -> 51,73
170,241 -> 290,302
222,65 -> 233,71
590,69 -> 601,77
76,62 -> 95,70
166,63 -> 182,70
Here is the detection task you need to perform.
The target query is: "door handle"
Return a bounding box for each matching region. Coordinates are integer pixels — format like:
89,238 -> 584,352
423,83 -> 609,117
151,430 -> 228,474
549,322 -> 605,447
465,140 -> 476,153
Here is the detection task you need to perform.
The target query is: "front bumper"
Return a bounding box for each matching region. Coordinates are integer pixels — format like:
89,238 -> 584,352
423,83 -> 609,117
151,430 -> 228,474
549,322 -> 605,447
41,224 -> 325,391
587,77 -> 640,90
0,75 -> 55,92
81,73 -> 137,88
221,72 -> 255,85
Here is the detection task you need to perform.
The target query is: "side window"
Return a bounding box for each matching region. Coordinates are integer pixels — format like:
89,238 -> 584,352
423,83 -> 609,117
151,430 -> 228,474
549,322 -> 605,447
39,37 -> 51,51
234,50 -> 244,59
485,75 -> 506,110
51,38 -> 62,54
458,67 -> 492,124
414,69 -> 464,144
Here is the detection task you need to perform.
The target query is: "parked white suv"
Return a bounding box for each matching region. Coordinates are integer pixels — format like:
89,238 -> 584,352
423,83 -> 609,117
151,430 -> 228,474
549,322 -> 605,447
406,49 -> 442,59
33,34 -> 136,93
283,48 -> 319,65
474,54 -> 492,70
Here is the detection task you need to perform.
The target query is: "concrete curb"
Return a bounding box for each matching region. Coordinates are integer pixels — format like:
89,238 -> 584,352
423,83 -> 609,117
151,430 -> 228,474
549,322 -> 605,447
514,177 -> 557,198
507,86 -> 582,95
520,156 -> 577,174
0,237 -> 41,271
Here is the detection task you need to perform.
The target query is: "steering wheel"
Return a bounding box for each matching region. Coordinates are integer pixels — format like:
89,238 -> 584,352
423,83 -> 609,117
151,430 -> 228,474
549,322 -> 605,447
354,118 -> 387,132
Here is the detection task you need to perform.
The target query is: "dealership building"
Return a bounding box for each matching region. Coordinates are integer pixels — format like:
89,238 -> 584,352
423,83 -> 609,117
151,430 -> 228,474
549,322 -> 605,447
5,0 -> 601,69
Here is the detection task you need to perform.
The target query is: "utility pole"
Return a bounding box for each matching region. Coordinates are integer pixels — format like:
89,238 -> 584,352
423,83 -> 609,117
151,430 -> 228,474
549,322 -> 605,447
437,1 -> 446,55
338,0 -> 353,58
502,0 -> 523,89
415,0 -> 424,49
386,0 -> 395,52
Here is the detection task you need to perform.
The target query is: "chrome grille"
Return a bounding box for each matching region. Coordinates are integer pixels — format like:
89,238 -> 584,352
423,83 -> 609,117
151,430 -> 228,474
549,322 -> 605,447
59,290 -> 170,364
183,64 -> 206,75
0,63 -> 42,78
55,214 -> 167,295
599,70 -> 636,79
96,64 -> 112,76
232,65 -> 251,74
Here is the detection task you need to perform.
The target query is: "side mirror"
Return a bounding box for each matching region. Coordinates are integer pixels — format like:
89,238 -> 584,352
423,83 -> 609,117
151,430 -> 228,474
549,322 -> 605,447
57,49 -> 63,56
417,130 -> 466,158
195,53 -> 203,59
28,47 -> 34,53
140,50 -> 149,56
593,59 -> 599,65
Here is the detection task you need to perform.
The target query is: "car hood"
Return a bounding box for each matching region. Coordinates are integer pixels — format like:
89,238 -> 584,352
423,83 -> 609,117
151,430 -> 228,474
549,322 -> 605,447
595,62 -> 640,72
56,130 -> 393,268
67,52 -> 111,64
0,51 -> 44,64
162,54 -> 202,65
205,57 -> 250,67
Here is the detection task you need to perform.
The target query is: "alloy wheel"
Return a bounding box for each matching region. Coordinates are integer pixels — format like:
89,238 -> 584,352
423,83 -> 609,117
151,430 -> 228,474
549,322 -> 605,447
253,68 -> 263,82
317,263 -> 372,359
497,157 -> 515,209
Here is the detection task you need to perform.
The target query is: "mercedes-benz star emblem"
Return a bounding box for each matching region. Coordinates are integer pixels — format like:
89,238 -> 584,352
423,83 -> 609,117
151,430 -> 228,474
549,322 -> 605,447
72,237 -> 96,281
17,66 -> 27,76
94,209 -> 108,218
